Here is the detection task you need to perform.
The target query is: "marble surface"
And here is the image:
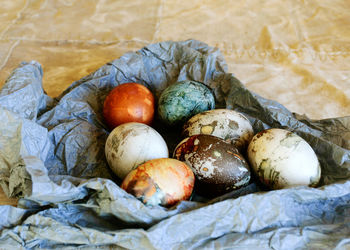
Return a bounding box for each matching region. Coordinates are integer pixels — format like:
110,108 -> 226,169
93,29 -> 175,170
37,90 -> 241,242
0,0 -> 349,205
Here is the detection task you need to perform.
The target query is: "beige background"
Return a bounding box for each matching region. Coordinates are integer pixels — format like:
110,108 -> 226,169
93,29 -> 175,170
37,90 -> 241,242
0,0 -> 349,205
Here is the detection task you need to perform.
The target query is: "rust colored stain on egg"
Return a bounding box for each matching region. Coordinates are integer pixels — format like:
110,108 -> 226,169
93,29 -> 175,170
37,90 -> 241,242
121,158 -> 195,207
174,135 -> 201,160
103,83 -> 155,129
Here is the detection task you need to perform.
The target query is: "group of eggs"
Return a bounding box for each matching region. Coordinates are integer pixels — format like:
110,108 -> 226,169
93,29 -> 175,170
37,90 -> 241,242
103,81 -> 321,207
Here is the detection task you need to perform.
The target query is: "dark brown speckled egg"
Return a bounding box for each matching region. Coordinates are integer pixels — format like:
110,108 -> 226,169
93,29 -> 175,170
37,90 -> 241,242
173,134 -> 251,197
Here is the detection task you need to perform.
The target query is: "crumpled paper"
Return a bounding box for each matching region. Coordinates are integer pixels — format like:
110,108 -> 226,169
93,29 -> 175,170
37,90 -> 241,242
0,40 -> 349,249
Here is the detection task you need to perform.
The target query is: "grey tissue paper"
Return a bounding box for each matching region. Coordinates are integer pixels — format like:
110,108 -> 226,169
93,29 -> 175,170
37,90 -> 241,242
0,40 -> 349,249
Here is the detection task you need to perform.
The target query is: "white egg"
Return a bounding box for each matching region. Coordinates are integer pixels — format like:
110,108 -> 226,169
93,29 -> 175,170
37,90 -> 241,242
105,122 -> 169,179
247,128 -> 321,189
182,109 -> 254,150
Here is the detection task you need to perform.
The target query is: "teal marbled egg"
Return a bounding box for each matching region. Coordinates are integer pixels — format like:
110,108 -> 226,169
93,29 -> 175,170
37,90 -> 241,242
158,80 -> 215,126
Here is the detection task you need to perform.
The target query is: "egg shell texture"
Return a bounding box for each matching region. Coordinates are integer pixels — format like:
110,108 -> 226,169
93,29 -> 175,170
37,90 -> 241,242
174,134 -> 251,196
103,82 -> 155,129
247,128 -> 321,189
121,158 -> 195,206
158,80 -> 215,126
182,109 -> 254,150
105,122 -> 169,179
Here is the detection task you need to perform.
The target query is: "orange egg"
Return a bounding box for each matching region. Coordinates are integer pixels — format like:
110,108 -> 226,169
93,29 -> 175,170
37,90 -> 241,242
121,158 -> 195,207
103,83 -> 155,129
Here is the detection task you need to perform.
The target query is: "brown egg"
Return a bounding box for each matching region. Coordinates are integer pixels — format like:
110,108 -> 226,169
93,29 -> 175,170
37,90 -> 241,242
103,83 -> 155,129
121,158 -> 195,207
173,134 -> 251,197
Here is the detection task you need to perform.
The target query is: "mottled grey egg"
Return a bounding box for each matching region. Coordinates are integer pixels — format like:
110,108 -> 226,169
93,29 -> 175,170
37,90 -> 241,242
105,122 -> 169,179
247,128 -> 321,190
182,109 -> 253,151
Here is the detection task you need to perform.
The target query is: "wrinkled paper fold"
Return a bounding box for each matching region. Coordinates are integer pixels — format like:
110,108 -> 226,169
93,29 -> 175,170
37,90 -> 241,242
0,40 -> 349,249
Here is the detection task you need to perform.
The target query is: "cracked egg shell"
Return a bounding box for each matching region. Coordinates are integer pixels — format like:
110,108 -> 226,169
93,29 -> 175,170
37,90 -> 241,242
173,134 -> 251,197
182,109 -> 254,151
121,158 -> 195,207
105,122 -> 169,179
247,128 -> 321,190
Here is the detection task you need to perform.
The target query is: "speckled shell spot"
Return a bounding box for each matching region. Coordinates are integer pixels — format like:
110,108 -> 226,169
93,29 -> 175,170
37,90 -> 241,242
174,134 -> 251,197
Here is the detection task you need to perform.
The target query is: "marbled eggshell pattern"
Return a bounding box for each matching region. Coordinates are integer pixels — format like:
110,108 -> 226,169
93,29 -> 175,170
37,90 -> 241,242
247,128 -> 321,190
105,122 -> 169,179
182,109 -> 254,150
121,158 -> 195,207
103,82 -> 155,129
158,80 -> 215,126
174,134 -> 251,197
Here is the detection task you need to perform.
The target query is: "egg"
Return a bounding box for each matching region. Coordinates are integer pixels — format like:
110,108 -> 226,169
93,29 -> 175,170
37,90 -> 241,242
158,80 -> 215,126
174,134 -> 251,197
247,128 -> 321,189
182,109 -> 254,151
121,158 -> 195,206
103,82 -> 155,129
105,122 -> 168,179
